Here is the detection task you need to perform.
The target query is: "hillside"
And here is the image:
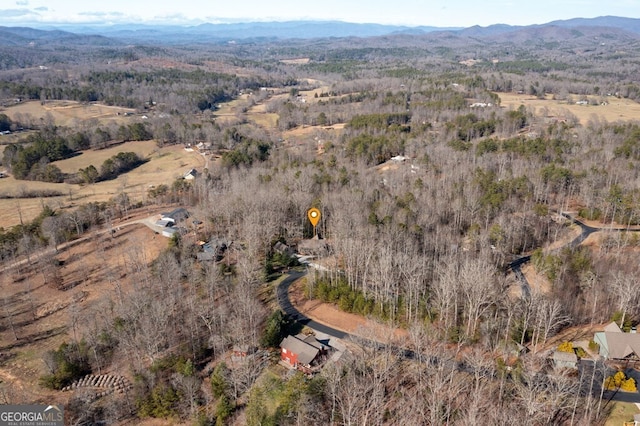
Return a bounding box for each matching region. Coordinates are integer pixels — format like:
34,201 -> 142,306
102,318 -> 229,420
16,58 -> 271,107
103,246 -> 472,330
2,15 -> 640,425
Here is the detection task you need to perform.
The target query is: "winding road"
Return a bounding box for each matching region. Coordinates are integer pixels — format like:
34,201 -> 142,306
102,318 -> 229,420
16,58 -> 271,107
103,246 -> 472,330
276,270 -> 350,339
277,212 -> 640,403
508,211 -> 640,298
282,211 -> 640,340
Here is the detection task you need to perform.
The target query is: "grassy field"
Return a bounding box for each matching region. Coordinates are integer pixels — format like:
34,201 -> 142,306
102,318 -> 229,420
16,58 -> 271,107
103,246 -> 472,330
53,140 -> 160,173
1,100 -> 136,127
498,93 -> 640,125
0,141 -> 204,227
605,401 -> 639,426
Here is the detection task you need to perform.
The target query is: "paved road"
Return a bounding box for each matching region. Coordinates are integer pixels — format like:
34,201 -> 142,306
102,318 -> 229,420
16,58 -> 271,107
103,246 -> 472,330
507,211 -> 639,298
280,246 -> 640,403
276,270 -> 350,339
578,359 -> 640,404
560,212 -> 601,247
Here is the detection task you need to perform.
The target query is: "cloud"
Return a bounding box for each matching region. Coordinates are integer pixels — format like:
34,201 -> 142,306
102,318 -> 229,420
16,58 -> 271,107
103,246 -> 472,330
0,8 -> 34,17
34,6 -> 47,11
78,10 -> 125,17
15,0 -> 28,5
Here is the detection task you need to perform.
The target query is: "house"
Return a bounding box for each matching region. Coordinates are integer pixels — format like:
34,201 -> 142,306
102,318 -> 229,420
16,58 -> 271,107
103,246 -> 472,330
183,169 -> 198,180
594,322 -> 640,360
155,219 -> 174,228
196,142 -> 212,152
280,334 -> 328,373
273,241 -> 293,256
551,350 -> 578,369
297,238 -> 329,256
161,208 -> 189,224
197,238 -> 228,261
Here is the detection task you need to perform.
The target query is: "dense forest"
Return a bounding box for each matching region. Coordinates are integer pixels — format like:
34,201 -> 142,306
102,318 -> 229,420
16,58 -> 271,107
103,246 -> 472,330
2,20 -> 640,425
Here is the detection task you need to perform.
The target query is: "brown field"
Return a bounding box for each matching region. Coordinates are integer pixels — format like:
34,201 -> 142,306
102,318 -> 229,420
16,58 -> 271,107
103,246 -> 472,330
241,100 -> 279,128
605,402 -> 640,426
0,130 -> 37,146
498,92 -> 640,125
280,58 -> 311,65
0,141 -> 204,228
0,218 -> 169,406
2,100 -> 136,127
250,112 -> 279,129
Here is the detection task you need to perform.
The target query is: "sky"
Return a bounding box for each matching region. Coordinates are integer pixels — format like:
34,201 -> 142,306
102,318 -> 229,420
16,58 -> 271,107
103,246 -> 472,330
1,0 -> 639,28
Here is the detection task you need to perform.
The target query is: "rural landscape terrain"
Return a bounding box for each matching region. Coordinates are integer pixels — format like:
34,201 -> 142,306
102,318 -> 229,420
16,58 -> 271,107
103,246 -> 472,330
3,15 -> 640,425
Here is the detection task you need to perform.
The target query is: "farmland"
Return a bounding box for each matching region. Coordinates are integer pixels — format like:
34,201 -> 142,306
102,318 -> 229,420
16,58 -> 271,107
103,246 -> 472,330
3,100 -> 136,127
0,141 -> 203,227
498,92 -> 640,125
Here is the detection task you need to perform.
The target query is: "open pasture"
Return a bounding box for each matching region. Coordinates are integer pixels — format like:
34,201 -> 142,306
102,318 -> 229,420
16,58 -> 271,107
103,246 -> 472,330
0,142 -> 203,227
498,92 -> 640,125
2,100 -> 137,127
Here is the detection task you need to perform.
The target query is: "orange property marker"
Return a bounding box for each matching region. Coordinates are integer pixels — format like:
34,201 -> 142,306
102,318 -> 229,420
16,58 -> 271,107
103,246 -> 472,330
307,208 -> 321,227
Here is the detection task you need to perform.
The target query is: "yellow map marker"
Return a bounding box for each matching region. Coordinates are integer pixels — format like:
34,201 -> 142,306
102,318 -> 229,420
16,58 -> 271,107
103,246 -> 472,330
307,208 -> 321,227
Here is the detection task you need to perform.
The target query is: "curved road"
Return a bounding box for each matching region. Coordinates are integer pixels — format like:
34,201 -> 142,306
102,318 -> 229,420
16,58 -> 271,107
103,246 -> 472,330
277,270 -> 350,339
508,211 -> 640,298
276,269 -> 421,360
279,227 -> 640,402
284,212 -> 640,339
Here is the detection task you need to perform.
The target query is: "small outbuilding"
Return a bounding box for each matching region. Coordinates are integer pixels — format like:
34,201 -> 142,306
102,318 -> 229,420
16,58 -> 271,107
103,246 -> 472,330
162,227 -> 178,238
183,169 -> 198,180
551,350 -> 578,369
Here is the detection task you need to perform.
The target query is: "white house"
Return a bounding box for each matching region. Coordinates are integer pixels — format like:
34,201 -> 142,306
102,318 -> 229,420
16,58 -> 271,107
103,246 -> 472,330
183,169 -> 198,180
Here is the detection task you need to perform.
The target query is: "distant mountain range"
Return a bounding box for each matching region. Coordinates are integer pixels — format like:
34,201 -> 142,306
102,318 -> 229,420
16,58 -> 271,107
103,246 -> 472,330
1,16 -> 639,46
0,26 -> 118,47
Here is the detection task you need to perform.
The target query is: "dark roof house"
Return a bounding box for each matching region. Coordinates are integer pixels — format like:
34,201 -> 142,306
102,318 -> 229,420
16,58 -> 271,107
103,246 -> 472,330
280,334 -> 328,373
196,238 -> 228,261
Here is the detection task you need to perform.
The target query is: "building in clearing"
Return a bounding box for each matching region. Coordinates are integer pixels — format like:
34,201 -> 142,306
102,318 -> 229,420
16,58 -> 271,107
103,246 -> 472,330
162,227 -> 178,238
594,322 -> 640,360
551,350 -> 578,369
183,168 -> 198,180
160,208 -> 189,224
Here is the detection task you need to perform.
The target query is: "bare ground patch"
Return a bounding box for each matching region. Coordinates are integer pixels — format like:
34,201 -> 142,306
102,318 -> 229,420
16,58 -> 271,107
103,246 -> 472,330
2,100 -> 136,127
288,277 -> 407,342
0,221 -> 168,404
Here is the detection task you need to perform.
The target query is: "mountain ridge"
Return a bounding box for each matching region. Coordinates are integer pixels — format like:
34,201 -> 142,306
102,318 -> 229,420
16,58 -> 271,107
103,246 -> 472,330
0,16 -> 639,45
